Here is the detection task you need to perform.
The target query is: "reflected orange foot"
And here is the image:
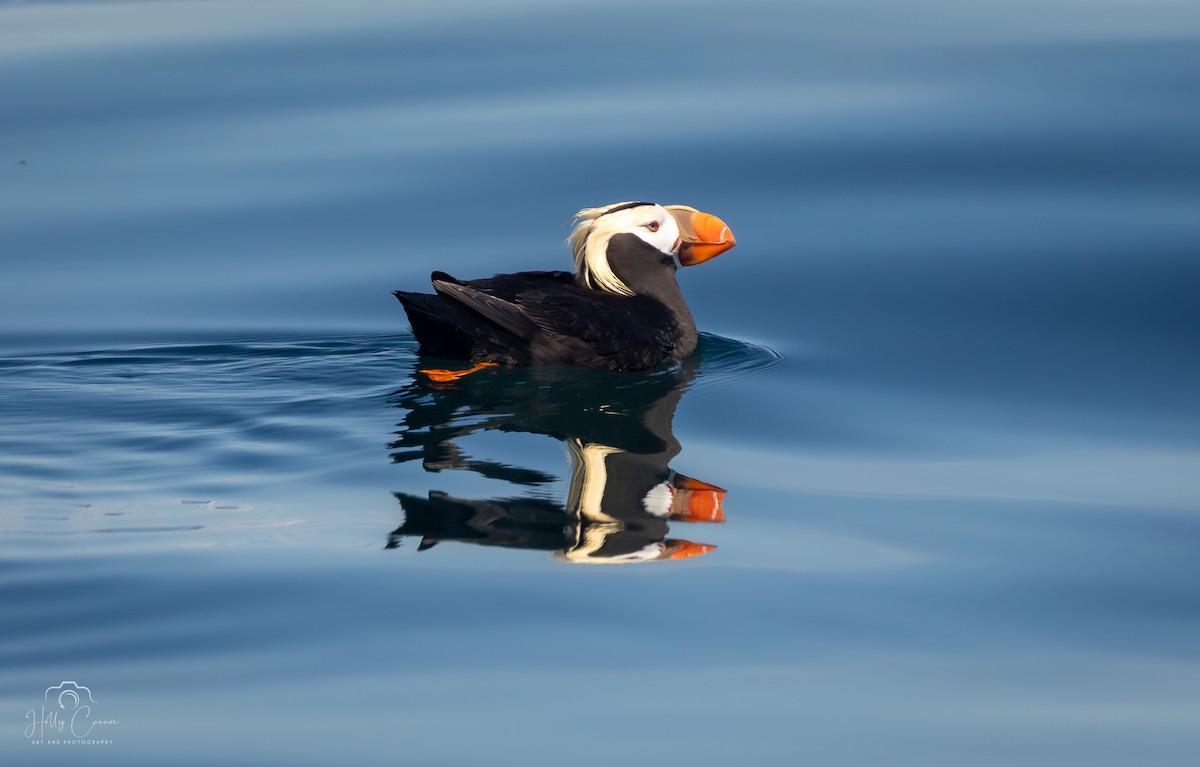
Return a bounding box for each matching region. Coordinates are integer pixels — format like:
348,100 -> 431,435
419,361 -> 499,383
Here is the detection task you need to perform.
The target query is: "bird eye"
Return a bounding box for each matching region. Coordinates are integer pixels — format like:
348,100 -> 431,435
645,221 -> 660,232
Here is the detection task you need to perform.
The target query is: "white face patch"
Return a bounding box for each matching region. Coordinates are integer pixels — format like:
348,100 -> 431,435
568,203 -> 682,296
624,206 -> 683,256
642,482 -> 674,517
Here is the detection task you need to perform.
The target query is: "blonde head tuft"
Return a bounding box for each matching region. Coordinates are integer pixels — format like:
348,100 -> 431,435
566,202 -> 648,296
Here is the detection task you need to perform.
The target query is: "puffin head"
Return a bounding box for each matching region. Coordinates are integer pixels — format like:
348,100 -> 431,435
568,201 -> 736,296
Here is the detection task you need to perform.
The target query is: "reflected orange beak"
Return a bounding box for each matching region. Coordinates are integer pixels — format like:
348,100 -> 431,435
670,473 -> 727,523
667,206 -> 736,266
666,540 -> 717,560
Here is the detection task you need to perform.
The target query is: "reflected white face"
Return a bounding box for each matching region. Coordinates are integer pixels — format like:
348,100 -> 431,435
642,481 -> 674,517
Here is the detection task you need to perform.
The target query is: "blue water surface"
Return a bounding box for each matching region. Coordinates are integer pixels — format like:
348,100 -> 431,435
3,1 -> 1200,765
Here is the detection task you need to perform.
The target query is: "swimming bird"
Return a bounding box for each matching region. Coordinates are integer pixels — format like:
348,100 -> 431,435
393,201 -> 735,375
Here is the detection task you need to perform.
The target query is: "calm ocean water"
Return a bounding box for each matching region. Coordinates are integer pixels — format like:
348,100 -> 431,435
3,1 -> 1200,764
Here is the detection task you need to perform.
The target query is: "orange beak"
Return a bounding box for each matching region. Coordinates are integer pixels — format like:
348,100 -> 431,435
670,473 -> 727,523
667,206 -> 736,266
665,540 -> 717,560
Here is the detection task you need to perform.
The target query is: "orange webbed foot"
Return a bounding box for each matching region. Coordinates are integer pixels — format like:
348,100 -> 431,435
419,361 -> 499,383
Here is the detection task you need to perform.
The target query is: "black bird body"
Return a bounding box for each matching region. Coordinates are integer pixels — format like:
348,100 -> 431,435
394,202 -> 735,372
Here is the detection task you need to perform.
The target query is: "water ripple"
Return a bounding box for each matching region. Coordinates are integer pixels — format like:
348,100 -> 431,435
692,332 -> 788,390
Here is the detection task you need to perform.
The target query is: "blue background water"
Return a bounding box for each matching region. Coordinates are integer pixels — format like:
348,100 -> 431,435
3,0 -> 1200,764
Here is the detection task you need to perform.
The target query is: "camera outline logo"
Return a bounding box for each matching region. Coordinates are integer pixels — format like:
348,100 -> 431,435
46,680 -> 96,712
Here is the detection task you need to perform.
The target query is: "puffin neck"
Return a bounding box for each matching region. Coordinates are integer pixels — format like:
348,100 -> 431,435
604,234 -> 698,356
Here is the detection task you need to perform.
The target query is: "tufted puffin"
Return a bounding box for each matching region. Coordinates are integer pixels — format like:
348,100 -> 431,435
393,201 -> 735,375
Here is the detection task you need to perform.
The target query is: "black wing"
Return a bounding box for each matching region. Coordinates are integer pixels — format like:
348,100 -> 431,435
513,286 -> 679,369
401,270 -> 678,370
432,279 -> 540,340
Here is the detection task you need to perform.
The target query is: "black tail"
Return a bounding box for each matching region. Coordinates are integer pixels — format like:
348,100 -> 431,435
394,290 -> 477,360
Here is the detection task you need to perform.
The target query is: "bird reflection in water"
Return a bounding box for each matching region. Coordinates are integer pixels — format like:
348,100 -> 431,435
386,356 -> 725,564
